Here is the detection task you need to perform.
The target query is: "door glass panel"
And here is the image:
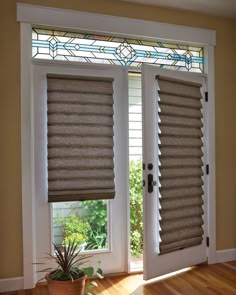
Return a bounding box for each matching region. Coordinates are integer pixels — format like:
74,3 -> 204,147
52,200 -> 109,251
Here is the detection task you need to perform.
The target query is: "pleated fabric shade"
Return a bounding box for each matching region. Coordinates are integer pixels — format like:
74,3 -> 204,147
47,74 -> 115,202
157,76 -> 204,255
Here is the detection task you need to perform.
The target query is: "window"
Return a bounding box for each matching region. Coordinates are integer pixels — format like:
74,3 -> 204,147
32,28 -> 204,72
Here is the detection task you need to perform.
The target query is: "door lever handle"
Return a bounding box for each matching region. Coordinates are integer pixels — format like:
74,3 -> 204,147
148,173 -> 157,193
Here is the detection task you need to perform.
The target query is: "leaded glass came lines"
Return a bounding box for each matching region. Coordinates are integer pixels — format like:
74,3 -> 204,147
32,28 -> 204,73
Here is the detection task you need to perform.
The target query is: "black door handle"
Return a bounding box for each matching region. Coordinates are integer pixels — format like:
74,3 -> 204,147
148,173 -> 153,193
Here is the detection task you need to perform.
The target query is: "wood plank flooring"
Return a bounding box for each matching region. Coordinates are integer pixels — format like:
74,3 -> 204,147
1,261 -> 236,295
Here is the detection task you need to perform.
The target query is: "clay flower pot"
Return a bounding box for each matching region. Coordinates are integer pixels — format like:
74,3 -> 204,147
46,274 -> 87,295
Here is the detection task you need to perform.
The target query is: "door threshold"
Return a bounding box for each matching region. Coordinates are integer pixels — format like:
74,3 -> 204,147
130,256 -> 143,273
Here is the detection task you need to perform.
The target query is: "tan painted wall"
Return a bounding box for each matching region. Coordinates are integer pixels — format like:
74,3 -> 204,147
1,0 -> 236,279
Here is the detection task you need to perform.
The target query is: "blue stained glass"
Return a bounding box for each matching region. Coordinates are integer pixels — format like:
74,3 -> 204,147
32,28 -> 204,72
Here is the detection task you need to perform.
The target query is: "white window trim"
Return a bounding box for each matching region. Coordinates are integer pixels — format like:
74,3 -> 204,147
18,4 -> 216,289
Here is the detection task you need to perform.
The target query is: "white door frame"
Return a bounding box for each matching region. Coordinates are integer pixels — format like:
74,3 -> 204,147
19,4 -> 216,288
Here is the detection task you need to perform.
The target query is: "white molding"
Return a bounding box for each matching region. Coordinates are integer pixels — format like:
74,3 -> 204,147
20,23 -> 37,289
216,249 -> 236,263
16,3 -> 215,46
0,277 -> 24,292
205,45 -> 217,264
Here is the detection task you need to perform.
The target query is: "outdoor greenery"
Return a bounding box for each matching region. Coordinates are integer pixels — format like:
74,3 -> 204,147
129,160 -> 143,257
80,200 -> 108,249
56,215 -> 91,246
54,200 -> 108,250
54,160 -> 143,257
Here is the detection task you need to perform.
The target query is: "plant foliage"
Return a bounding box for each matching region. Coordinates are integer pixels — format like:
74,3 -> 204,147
80,200 -> 108,250
129,160 -> 143,257
37,240 -> 103,294
56,215 -> 91,246
47,242 -> 88,281
55,202 -> 108,250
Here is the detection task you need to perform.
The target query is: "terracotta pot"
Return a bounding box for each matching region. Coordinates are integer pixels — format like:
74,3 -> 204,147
46,274 -> 87,295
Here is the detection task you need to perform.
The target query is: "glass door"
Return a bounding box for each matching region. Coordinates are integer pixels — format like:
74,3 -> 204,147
33,63 -> 129,279
142,64 -> 207,280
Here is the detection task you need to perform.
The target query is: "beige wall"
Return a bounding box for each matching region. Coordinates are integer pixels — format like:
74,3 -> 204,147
1,0 -> 236,279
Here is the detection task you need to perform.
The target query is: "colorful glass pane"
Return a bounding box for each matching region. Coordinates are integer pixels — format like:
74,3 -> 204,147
32,28 -> 204,72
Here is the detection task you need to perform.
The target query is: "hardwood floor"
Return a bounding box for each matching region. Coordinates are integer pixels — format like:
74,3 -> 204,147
1,261 -> 236,295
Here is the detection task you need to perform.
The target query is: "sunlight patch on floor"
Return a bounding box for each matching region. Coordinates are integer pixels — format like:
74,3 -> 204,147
143,266 -> 193,285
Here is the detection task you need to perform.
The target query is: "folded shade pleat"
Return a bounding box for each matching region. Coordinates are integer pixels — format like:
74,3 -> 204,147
48,158 -> 114,170
160,177 -> 204,190
48,113 -> 113,126
160,216 -> 204,232
48,92 -> 113,105
160,206 -> 204,221
160,147 -> 203,158
47,75 -> 114,94
48,169 -> 115,181
159,135 -> 203,147
48,189 -> 115,202
159,125 -> 203,138
160,167 -> 203,178
160,237 -> 203,254
157,76 -> 202,99
48,147 -> 113,158
48,136 -> 113,148
160,226 -> 204,244
159,103 -> 203,119
159,114 -> 203,128
160,196 -> 204,210
48,125 -> 114,137
160,186 -> 203,199
48,103 -> 113,115
158,92 -> 202,109
159,157 -> 203,168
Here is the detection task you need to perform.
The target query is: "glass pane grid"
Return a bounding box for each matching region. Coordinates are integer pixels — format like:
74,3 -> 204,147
32,28 -> 204,72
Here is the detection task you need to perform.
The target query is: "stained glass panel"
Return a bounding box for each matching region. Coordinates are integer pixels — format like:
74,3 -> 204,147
32,28 -> 204,72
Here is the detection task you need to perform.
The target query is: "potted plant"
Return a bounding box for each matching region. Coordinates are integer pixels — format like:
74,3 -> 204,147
37,240 -> 103,295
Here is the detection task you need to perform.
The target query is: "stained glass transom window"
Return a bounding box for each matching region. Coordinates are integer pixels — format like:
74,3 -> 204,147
32,28 -> 204,73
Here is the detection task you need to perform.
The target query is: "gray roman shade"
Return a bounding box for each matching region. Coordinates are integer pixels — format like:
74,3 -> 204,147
157,76 -> 204,255
47,74 -> 115,202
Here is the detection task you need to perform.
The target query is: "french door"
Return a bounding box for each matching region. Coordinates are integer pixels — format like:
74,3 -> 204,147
33,62 -> 129,279
142,65 -> 208,280
33,61 -> 208,281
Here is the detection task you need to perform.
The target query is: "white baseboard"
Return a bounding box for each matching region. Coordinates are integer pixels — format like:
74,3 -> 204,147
0,276 -> 24,293
216,248 -> 236,263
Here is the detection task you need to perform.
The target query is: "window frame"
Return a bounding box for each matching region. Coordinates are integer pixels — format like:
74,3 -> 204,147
18,4 -> 216,289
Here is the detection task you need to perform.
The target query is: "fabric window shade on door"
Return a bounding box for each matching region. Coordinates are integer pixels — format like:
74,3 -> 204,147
157,76 -> 204,255
47,74 -> 115,202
